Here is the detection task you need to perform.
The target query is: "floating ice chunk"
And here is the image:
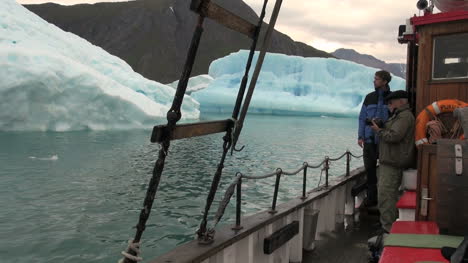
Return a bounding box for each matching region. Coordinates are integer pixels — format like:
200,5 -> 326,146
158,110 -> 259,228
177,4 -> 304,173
29,154 -> 59,161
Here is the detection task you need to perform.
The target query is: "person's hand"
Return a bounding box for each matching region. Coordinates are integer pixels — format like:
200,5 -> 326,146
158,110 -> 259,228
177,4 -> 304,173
371,119 -> 381,132
358,139 -> 364,148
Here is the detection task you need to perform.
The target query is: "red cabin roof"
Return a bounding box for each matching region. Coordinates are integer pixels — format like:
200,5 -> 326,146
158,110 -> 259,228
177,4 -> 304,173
411,10 -> 468,27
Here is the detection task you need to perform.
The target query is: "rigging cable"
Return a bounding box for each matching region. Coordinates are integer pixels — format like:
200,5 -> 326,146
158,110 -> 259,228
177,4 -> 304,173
119,15 -> 206,263
196,0 -> 272,243
231,0 -> 284,152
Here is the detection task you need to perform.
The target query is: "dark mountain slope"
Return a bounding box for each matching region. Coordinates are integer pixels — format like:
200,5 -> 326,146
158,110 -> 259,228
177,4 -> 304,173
25,0 -> 333,83
332,48 -> 406,79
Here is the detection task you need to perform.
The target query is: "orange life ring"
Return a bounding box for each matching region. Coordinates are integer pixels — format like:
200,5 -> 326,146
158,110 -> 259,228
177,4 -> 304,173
415,99 -> 468,146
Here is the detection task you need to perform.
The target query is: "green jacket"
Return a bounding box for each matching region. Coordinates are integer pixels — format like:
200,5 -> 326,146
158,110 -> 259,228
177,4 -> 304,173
377,104 -> 416,168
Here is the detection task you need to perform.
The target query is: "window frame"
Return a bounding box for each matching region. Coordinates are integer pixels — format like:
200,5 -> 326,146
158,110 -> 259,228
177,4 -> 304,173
431,32 -> 468,81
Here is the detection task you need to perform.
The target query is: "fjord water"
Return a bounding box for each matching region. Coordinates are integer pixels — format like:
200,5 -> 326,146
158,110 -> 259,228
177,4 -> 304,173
0,114 -> 361,263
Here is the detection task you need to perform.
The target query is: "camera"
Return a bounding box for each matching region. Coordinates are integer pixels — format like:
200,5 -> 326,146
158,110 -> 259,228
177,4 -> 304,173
366,118 -> 384,128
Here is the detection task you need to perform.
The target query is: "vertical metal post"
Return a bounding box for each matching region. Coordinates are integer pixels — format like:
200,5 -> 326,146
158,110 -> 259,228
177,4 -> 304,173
232,177 -> 243,230
325,157 -> 329,188
301,163 -> 307,200
346,151 -> 350,177
269,169 -> 282,214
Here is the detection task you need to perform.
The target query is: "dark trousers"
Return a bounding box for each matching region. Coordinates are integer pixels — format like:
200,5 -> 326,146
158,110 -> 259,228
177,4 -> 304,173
363,143 -> 378,202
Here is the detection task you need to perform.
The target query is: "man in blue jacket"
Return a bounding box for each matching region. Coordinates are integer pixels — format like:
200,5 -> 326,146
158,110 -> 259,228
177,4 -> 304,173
358,70 -> 392,207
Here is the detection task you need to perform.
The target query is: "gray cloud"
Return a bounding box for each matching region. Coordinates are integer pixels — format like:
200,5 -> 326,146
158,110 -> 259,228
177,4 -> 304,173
244,0 -> 421,62
18,0 -> 422,62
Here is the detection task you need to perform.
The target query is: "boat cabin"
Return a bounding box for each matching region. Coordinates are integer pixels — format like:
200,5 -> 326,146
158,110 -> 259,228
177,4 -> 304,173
398,7 -> 468,228
377,6 -> 468,263
400,10 -> 468,114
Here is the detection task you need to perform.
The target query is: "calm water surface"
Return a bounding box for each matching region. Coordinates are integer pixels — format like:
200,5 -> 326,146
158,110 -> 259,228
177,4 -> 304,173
0,114 -> 362,263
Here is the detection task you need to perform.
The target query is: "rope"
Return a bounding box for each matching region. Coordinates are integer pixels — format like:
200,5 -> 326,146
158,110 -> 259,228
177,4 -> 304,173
317,169 -> 324,187
328,152 -> 347,161
118,240 -> 142,263
212,175 -> 241,227
349,152 -> 363,158
425,108 -> 464,143
427,120 -> 446,144
241,151 -> 361,180
307,160 -> 326,169
242,171 -> 277,180
426,115 -> 464,143
280,164 -> 306,175
196,150 -> 361,237
449,120 -> 463,139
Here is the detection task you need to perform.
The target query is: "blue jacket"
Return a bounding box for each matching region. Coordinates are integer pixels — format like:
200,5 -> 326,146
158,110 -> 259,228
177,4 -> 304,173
358,87 -> 391,144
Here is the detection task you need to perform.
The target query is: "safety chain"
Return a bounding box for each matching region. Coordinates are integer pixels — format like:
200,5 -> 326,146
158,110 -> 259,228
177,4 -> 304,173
206,150 -> 363,235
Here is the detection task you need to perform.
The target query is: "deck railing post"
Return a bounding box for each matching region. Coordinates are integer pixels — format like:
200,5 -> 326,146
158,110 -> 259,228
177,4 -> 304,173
269,169 -> 282,214
346,150 -> 350,177
325,157 -> 329,188
301,163 -> 307,200
232,177 -> 243,230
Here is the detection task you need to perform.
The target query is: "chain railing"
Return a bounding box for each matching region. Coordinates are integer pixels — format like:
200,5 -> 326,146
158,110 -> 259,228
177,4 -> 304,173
208,150 -> 363,233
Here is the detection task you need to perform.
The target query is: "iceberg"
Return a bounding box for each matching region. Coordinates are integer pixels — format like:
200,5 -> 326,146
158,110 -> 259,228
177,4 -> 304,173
191,51 -> 406,116
0,0 -> 199,131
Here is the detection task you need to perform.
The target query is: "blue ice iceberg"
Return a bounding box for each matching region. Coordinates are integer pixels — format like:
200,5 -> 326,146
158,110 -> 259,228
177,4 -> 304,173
0,0 -> 199,131
191,51 -> 406,116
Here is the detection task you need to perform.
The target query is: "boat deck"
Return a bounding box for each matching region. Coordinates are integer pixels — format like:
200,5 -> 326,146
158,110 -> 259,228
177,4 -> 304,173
303,208 -> 380,263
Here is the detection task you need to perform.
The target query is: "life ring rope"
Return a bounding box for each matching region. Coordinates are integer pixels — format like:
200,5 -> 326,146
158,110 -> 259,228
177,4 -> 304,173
415,99 -> 468,146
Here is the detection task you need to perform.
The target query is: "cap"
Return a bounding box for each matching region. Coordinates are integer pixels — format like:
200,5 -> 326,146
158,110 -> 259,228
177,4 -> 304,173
385,90 -> 408,102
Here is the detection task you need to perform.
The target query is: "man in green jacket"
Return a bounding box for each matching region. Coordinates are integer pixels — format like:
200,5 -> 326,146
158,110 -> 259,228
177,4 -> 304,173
370,90 -> 415,233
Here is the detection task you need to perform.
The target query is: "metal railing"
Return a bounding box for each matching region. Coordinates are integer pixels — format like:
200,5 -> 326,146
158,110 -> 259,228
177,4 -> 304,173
208,150 -> 363,234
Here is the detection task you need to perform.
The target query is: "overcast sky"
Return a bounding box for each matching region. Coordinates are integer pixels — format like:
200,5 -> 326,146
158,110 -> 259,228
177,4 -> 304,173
17,0 -> 426,63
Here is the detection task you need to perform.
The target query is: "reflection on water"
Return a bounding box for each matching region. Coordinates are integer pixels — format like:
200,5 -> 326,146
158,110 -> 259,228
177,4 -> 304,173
0,114 -> 361,262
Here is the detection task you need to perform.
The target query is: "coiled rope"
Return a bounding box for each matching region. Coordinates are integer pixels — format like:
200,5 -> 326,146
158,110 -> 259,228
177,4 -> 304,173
118,240 -> 142,263
427,120 -> 446,144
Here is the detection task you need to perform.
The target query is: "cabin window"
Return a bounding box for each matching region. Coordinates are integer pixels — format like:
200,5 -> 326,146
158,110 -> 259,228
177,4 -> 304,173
432,32 -> 468,80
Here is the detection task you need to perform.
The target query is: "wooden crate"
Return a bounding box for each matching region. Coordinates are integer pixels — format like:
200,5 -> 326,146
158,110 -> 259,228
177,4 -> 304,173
416,144 -> 438,221
436,139 -> 468,235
